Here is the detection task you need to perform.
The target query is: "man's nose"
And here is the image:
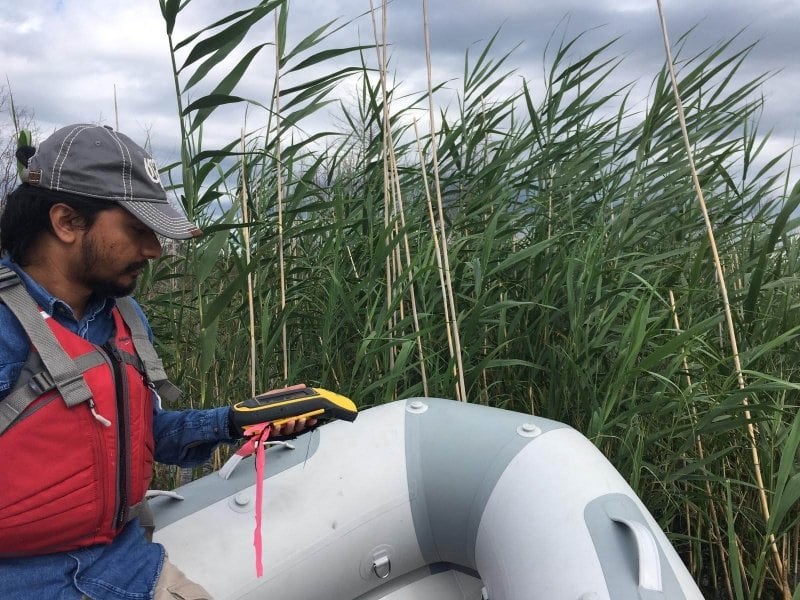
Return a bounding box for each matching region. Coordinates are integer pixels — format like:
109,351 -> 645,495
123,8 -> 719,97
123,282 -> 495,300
142,230 -> 162,259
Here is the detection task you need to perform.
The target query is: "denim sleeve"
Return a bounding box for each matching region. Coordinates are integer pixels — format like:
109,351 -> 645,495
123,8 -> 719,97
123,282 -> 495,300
0,362 -> 24,403
152,403 -> 237,466
0,304 -> 31,403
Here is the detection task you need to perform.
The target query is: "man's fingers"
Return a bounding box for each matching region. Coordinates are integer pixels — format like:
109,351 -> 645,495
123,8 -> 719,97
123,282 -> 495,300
273,417 -> 318,436
274,417 -> 305,436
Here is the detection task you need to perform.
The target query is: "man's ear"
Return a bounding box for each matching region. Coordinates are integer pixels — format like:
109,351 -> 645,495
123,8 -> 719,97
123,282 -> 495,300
49,203 -> 86,244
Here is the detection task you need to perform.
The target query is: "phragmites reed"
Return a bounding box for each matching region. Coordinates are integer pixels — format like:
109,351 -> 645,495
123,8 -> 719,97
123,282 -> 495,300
656,2 -> 791,597
669,289 -> 734,599
273,9 -> 289,382
148,1 -> 800,593
240,128 -> 257,398
367,0 -> 429,396
422,0 -> 467,402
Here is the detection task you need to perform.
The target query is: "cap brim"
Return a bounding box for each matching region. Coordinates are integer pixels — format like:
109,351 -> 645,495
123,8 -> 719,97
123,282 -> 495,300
119,199 -> 203,240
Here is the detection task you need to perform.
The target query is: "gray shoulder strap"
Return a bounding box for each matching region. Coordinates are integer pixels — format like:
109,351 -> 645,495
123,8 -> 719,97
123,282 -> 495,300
115,296 -> 181,403
0,350 -> 106,435
0,267 -> 93,419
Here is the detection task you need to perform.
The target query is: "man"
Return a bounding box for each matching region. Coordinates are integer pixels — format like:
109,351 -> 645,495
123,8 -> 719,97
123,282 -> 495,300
0,124 -> 307,599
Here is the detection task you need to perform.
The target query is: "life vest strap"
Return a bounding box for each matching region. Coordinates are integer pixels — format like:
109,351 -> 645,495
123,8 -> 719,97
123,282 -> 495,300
0,390 -> 28,435
0,267 -> 93,411
115,297 -> 182,403
0,338 -> 109,435
2,353 -> 107,424
116,348 -> 144,373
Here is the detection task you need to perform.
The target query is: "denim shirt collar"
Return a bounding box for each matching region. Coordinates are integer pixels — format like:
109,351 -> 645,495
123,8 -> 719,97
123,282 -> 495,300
0,255 -> 115,325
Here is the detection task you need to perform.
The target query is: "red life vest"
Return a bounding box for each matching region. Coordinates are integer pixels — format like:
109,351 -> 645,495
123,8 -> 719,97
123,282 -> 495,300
0,308 -> 155,556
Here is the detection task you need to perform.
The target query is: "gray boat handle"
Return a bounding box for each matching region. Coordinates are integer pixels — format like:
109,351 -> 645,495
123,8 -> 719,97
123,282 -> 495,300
145,490 -> 185,501
605,504 -> 663,592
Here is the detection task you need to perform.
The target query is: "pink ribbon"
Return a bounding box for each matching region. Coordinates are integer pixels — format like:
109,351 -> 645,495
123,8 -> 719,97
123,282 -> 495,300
246,423 -> 272,577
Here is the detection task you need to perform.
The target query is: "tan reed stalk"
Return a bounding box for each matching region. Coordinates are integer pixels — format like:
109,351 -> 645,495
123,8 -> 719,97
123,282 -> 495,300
478,94 -> 490,402
736,535 -> 753,599
683,491 -> 694,575
381,0 -> 397,370
370,0 -> 429,393
386,136 -> 430,395
730,254 -> 746,319
370,0 -> 428,391
212,369 -> 222,471
656,3 -> 790,596
792,525 -> 800,581
391,215 -> 403,320
274,12 -> 289,381
547,166 -> 555,241
368,0 -> 396,371
669,289 -> 734,599
781,535 -> 791,584
240,129 -> 257,397
387,190 -> 404,327
793,525 -> 799,588
391,216 -> 406,375
345,245 -> 361,280
113,85 -> 119,131
413,119 -> 455,361
422,0 -> 467,401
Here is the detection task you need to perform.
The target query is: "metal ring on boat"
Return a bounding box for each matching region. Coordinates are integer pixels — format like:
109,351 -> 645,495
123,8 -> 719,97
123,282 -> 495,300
371,555 -> 391,579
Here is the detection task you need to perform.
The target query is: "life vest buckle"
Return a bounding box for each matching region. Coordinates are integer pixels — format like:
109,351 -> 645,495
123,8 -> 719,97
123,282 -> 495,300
0,267 -> 20,291
29,371 -> 55,395
58,373 -> 94,408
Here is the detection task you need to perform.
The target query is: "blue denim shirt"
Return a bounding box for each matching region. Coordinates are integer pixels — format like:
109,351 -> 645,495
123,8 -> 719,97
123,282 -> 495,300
0,256 -> 235,599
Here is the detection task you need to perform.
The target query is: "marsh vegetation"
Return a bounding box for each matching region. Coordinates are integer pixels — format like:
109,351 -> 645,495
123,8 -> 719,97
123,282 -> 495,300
141,1 -> 800,597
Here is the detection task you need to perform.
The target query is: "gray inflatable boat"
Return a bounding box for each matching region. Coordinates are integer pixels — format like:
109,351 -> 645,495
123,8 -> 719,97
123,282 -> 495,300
150,398 -> 704,599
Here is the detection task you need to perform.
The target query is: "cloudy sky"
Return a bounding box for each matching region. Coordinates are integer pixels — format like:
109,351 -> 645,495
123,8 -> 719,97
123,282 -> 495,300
1,0 -> 798,171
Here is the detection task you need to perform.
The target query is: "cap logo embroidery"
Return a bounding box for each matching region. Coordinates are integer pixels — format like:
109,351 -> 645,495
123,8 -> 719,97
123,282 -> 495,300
144,158 -> 161,185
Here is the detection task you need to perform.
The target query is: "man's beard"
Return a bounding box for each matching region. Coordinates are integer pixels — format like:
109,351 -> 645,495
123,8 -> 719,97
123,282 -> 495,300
79,235 -> 147,298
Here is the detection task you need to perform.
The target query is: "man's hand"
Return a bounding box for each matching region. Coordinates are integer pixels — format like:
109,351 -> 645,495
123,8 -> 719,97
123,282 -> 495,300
228,384 -> 322,439
228,410 -> 317,440
228,384 -> 356,439
270,416 -> 318,439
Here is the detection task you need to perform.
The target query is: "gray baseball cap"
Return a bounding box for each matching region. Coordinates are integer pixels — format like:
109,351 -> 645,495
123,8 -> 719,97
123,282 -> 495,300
22,124 -> 202,239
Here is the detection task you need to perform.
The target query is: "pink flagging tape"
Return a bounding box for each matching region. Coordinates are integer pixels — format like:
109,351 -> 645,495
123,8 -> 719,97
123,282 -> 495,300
252,424 -> 272,577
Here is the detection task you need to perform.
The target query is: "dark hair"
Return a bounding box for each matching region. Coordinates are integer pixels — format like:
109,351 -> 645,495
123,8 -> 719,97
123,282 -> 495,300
0,183 -> 113,265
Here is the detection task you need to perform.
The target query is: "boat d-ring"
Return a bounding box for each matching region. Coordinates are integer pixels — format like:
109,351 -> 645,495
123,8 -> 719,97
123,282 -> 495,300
372,555 -> 391,579
359,545 -> 394,581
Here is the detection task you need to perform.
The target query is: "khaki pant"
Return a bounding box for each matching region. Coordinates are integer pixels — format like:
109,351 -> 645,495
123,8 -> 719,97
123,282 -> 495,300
154,557 -> 213,599
82,556 -> 212,600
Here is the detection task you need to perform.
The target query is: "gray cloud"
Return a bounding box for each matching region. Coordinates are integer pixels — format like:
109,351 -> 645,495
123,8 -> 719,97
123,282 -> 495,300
1,0 -> 796,169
